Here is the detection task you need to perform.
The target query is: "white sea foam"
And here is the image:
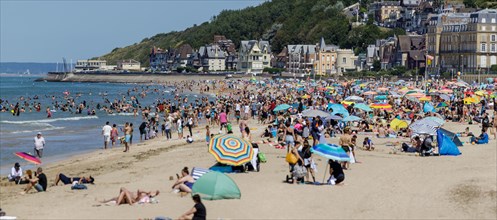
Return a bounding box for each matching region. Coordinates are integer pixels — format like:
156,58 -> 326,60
0,115 -> 98,124
9,126 -> 65,134
109,112 -> 134,116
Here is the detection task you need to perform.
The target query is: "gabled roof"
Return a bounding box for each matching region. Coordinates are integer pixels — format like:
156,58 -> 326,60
240,40 -> 271,54
177,44 -> 193,59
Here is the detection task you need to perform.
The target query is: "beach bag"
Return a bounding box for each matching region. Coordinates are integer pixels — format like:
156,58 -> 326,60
71,183 -> 87,190
258,152 -> 267,163
285,152 -> 298,165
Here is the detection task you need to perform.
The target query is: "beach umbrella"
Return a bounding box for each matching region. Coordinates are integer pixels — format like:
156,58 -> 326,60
378,87 -> 389,91
406,92 -> 425,98
437,102 -> 448,108
192,171 -> 241,200
329,104 -> 350,117
419,96 -> 432,101
311,143 -> 350,162
463,97 -> 477,104
14,152 -> 41,165
328,115 -> 343,120
410,119 -> 440,129
423,116 -> 445,126
342,115 -> 361,122
341,101 -> 355,106
208,134 -> 254,166
370,103 -> 392,110
439,94 -> 451,101
374,95 -> 388,100
475,90 -> 486,96
273,104 -> 291,112
353,103 -> 372,112
439,89 -> 453,94
302,94 -> 310,99
363,91 -> 377,95
302,109 -> 330,118
345,96 -> 364,102
390,118 -> 408,131
410,123 -> 437,135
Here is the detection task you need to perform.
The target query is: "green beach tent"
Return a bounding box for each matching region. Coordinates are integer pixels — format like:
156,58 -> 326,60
192,171 -> 241,200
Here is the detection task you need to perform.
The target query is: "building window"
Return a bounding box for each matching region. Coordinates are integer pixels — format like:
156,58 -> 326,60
481,43 -> 486,52
492,44 -> 496,52
482,26 -> 486,31
482,18 -> 486,23
342,57 -> 346,64
481,56 -> 487,67
492,35 -> 496,42
492,18 -> 496,23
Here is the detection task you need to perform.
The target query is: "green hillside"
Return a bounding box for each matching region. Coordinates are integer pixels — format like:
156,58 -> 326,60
99,0 -> 403,65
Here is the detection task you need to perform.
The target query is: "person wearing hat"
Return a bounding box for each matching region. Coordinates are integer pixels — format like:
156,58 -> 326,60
34,132 -> 45,158
8,162 -> 23,183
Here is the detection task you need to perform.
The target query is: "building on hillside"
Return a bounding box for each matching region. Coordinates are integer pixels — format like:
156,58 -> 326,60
376,36 -> 398,69
237,40 -> 271,74
396,35 -> 426,69
287,45 -> 317,74
336,49 -> 359,74
370,1 -> 402,27
75,60 -> 107,71
173,44 -> 193,69
199,44 -> 226,71
426,9 -> 497,74
213,35 -> 238,70
272,47 -> 288,69
315,37 -> 339,76
117,59 -> 141,71
150,47 -> 169,71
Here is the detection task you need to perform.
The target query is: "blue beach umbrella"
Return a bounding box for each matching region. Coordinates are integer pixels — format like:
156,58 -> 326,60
353,103 -> 372,112
273,104 -> 291,112
342,115 -> 361,122
311,143 -> 350,162
329,104 -> 349,117
374,95 -> 388,100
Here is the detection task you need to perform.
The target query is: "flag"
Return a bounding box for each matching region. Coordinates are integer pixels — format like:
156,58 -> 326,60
426,54 -> 434,65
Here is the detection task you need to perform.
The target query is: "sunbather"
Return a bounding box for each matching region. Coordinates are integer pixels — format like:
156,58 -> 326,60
54,173 -> 94,185
172,167 -> 195,193
99,187 -> 159,205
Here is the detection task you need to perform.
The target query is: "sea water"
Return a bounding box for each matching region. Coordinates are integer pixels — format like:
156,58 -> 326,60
0,74 -> 209,175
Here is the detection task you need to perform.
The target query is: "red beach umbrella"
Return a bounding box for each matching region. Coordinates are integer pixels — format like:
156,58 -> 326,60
14,152 -> 41,165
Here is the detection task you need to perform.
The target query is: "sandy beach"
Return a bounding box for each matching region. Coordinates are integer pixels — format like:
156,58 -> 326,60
1,119 -> 496,219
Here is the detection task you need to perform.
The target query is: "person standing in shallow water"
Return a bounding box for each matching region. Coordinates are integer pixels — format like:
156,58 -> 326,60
34,132 -> 45,158
123,123 -> 131,152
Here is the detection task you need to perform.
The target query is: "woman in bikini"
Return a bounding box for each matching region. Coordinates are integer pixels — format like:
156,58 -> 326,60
99,187 -> 160,205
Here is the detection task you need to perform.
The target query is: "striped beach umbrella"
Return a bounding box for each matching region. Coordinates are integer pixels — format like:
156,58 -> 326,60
208,134 -> 254,166
14,152 -> 41,165
410,123 -> 437,136
311,143 -> 350,162
370,103 -> 392,110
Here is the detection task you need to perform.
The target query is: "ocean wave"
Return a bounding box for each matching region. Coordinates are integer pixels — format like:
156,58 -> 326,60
9,126 -> 65,134
109,112 -> 135,116
0,115 -> 98,124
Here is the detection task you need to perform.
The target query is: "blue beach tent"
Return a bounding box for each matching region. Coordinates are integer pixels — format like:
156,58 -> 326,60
438,128 -> 463,147
437,130 -> 461,156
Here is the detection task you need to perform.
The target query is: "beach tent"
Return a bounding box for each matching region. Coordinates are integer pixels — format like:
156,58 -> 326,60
192,171 -> 241,200
423,102 -> 436,113
390,118 -> 408,131
437,130 -> 461,156
438,128 -> 463,147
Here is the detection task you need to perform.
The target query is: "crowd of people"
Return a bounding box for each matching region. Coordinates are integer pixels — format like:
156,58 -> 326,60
6,76 -> 497,220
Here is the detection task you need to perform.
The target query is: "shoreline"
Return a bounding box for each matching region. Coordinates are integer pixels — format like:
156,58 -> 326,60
35,72 -> 263,83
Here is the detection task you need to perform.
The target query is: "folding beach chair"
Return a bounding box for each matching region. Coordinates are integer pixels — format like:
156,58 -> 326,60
191,167 -> 210,181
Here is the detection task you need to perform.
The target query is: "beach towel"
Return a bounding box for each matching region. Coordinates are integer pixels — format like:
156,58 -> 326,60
71,183 -> 87,190
192,167 -> 210,181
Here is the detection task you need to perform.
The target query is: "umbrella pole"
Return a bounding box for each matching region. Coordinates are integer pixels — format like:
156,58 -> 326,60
322,162 -> 328,184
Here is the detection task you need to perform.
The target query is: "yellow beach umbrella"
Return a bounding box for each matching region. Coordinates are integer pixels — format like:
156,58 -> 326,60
302,94 -> 310,99
463,97 -> 476,104
475,90 -> 486,96
419,96 -> 432,101
341,101 -> 355,106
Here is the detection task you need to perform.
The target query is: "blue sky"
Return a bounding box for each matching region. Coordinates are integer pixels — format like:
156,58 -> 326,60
0,0 -> 264,62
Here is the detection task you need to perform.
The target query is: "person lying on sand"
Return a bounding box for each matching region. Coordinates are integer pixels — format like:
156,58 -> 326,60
54,173 -> 94,186
172,167 -> 195,193
99,187 -> 159,205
